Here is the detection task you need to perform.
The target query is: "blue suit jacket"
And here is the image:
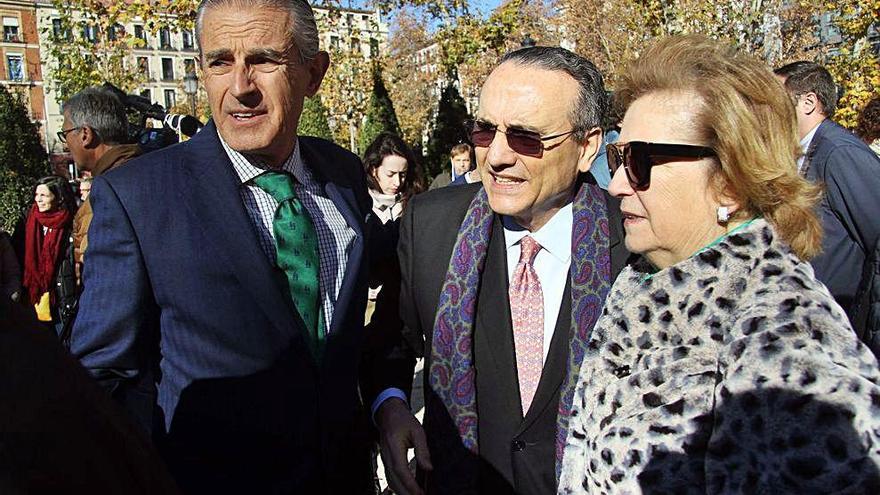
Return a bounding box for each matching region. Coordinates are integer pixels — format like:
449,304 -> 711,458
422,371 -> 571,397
71,121 -> 373,493
805,119 -> 880,314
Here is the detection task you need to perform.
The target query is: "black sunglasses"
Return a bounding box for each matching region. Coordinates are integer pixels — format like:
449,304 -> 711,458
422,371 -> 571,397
57,126 -> 82,144
465,119 -> 575,158
607,141 -> 716,191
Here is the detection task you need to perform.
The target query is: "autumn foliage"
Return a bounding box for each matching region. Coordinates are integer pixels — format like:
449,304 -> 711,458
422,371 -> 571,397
42,0 -> 877,148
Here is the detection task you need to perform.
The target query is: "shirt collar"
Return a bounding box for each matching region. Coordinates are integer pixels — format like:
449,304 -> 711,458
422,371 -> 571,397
800,121 -> 821,154
218,133 -> 310,185
502,202 -> 573,264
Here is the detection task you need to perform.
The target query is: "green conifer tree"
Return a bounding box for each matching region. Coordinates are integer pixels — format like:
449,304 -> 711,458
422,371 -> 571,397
357,68 -> 402,154
424,82 -> 470,179
0,86 -> 49,231
297,95 -> 333,141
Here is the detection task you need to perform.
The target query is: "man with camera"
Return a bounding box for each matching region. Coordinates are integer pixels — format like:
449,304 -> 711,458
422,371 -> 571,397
62,87 -> 142,272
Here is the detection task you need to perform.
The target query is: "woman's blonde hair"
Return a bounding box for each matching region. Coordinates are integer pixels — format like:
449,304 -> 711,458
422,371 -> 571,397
615,35 -> 822,259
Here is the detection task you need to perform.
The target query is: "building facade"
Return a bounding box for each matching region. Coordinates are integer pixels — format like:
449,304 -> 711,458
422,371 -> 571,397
314,6 -> 387,59
36,2 -> 387,154
35,1 -> 204,153
0,0 -> 47,143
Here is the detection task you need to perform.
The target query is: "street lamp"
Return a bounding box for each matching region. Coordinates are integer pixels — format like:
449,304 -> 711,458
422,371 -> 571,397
521,34 -> 536,48
183,71 -> 198,116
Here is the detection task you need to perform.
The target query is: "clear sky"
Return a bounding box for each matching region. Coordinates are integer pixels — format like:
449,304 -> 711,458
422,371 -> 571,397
470,0 -> 504,17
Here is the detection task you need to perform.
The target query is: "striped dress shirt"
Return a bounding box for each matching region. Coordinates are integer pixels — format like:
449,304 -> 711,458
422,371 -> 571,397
219,136 -> 356,336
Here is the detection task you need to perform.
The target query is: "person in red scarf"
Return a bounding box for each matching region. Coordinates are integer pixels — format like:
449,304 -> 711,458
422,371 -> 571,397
12,175 -> 77,334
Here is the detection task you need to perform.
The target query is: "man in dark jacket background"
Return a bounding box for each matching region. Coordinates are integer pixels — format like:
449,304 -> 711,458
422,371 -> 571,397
775,61 -> 880,345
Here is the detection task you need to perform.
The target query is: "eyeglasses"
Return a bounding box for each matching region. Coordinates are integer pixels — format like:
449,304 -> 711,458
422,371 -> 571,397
57,127 -> 82,144
464,119 -> 576,158
607,141 -> 716,191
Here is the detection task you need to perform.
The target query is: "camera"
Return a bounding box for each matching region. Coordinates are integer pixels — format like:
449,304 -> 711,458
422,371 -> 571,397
101,83 -> 203,153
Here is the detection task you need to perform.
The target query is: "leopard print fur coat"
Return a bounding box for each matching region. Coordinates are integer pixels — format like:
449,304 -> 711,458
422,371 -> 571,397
559,219 -> 880,494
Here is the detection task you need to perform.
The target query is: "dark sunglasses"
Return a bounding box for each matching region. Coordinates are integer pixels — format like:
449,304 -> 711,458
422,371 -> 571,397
607,141 -> 716,191
465,119 -> 575,158
57,126 -> 82,144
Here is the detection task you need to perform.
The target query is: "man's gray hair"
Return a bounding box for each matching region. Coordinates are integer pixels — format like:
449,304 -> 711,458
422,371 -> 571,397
62,87 -> 129,145
499,46 -> 607,141
195,0 -> 320,63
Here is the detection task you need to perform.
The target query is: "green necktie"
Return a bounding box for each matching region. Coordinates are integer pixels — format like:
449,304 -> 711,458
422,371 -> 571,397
252,171 -> 324,358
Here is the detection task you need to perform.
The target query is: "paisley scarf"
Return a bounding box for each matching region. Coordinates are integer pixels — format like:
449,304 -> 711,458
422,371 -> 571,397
429,179 -> 612,476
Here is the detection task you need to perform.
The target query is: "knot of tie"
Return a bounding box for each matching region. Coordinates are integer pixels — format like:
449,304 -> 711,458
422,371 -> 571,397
252,170 -> 297,203
519,235 -> 542,265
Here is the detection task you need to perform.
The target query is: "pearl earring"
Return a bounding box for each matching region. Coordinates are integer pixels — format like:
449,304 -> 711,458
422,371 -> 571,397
717,206 -> 730,223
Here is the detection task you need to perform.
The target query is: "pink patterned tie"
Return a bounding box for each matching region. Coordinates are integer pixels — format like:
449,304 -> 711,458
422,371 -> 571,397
509,235 -> 544,415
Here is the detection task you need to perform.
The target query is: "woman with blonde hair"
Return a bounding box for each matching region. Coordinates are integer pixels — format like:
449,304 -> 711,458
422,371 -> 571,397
559,35 -> 880,494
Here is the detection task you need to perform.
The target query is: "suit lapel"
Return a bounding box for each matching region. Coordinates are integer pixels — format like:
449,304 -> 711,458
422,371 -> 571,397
603,191 -> 627,277
518,277 -> 571,433
802,119 -> 829,180
178,122 -> 308,351
472,188 -> 624,436
324,182 -> 363,337
475,216 -> 522,418
516,188 -> 623,433
297,140 -> 364,337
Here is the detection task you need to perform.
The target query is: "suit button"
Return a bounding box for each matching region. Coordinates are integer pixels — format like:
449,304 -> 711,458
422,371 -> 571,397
512,440 -> 525,452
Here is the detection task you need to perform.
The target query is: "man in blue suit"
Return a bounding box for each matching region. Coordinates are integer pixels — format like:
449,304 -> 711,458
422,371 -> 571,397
775,62 -> 880,324
71,0 -> 374,492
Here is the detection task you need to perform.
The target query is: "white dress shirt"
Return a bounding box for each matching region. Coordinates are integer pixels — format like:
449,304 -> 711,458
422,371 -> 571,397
502,203 -> 573,363
371,203 -> 573,417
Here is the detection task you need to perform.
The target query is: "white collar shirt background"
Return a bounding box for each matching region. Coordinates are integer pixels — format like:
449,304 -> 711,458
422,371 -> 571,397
503,203 -> 574,364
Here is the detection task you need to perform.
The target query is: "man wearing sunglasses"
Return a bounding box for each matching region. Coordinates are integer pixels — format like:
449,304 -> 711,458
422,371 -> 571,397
370,47 -> 631,495
775,62 -> 880,346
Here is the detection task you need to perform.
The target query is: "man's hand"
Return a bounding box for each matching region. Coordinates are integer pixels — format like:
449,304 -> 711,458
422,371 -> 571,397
376,397 -> 432,495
